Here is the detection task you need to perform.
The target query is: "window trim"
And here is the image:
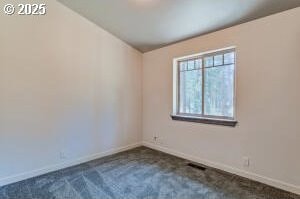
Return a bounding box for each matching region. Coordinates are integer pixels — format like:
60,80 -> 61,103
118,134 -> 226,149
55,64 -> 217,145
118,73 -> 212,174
170,114 -> 238,127
172,46 -> 237,126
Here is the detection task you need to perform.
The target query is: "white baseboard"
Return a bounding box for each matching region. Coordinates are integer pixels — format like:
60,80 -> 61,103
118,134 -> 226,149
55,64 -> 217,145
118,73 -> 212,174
0,142 -> 142,187
142,141 -> 300,195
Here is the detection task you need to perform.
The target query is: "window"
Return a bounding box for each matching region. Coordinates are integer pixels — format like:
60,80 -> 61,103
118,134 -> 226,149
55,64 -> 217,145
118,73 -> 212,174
172,47 -> 237,126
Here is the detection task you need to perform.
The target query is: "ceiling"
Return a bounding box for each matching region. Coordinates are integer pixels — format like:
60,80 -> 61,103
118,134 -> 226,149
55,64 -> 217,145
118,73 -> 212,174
58,0 -> 300,52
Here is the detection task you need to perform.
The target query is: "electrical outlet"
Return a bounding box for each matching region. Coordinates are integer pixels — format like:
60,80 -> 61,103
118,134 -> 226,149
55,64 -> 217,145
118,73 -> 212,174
158,137 -> 164,145
153,135 -> 164,146
243,157 -> 250,167
60,150 -> 67,159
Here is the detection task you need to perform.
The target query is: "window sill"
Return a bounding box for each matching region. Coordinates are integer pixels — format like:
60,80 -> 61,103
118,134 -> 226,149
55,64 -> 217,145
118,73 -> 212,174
170,114 -> 238,127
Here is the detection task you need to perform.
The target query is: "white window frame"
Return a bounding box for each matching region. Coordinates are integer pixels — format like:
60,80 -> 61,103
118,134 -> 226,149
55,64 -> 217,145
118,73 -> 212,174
172,46 -> 237,125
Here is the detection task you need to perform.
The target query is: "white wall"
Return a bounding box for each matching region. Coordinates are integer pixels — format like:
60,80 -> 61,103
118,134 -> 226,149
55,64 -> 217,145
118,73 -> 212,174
142,8 -> 300,194
0,0 -> 142,184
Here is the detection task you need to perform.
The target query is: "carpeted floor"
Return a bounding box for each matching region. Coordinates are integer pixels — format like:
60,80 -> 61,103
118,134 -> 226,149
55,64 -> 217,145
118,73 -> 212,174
0,147 -> 299,199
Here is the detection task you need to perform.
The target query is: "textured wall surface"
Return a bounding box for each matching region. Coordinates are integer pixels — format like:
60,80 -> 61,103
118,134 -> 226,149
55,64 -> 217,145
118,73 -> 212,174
0,0 -> 142,182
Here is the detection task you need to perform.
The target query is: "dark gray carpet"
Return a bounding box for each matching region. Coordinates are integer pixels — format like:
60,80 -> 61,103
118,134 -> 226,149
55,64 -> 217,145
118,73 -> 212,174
0,147 -> 299,199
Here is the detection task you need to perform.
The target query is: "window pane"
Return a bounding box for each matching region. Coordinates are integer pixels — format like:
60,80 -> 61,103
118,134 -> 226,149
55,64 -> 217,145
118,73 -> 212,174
187,60 -> 194,70
180,61 -> 187,71
204,64 -> 234,118
195,59 -> 202,69
214,54 -> 223,66
179,68 -> 202,114
224,52 -> 235,64
204,56 -> 213,67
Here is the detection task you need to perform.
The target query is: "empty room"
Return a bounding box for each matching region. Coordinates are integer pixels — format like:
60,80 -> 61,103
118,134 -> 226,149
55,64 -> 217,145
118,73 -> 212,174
0,0 -> 300,198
